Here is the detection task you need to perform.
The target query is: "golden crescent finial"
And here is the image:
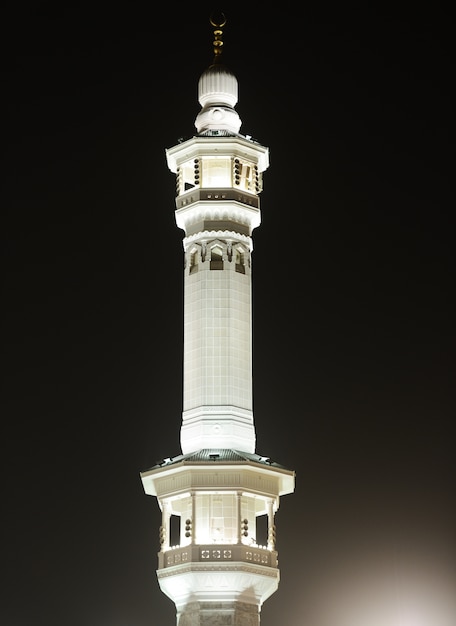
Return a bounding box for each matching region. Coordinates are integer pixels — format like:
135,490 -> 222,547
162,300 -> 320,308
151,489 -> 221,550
209,11 -> 227,62
210,11 -> 227,29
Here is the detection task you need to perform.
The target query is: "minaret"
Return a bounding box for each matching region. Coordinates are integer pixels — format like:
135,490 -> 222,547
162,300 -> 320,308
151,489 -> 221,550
140,15 -> 295,626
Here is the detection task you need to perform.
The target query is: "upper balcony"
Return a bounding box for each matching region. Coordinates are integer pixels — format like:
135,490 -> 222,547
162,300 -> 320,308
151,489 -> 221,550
176,188 -> 259,211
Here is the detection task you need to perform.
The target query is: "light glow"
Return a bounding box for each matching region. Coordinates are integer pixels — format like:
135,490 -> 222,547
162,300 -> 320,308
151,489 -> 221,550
292,547 -> 456,626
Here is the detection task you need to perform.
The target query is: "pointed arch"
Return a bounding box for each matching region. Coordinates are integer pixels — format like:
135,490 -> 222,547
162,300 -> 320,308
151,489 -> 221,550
235,245 -> 246,274
210,243 -> 224,270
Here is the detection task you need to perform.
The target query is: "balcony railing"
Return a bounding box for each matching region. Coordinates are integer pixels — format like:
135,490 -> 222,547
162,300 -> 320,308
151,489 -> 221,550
158,543 -> 278,570
176,188 -> 259,210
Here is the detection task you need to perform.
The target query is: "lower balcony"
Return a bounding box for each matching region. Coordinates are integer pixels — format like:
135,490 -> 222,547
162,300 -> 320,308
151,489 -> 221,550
158,544 -> 278,570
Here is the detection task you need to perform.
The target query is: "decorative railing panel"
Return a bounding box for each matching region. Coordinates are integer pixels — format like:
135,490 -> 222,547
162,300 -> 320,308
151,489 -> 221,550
159,544 -> 278,569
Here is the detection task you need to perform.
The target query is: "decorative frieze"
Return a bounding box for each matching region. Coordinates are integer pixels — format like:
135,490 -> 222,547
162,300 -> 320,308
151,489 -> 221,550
153,468 -> 280,499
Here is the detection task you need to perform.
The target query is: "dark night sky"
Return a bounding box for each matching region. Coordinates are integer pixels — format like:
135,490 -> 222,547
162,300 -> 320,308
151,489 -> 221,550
2,3 -> 455,626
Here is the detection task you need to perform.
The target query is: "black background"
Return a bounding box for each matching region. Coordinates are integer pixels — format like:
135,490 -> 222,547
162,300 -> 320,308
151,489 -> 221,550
3,3 -> 454,625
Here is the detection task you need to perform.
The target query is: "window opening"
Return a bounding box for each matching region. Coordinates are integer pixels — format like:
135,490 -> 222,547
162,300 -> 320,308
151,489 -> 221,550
256,514 -> 268,547
189,249 -> 199,274
235,248 -> 245,274
210,246 -> 224,270
169,514 -> 181,547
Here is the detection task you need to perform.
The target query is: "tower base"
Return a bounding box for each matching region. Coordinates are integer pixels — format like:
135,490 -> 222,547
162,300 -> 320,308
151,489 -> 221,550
178,600 -> 259,626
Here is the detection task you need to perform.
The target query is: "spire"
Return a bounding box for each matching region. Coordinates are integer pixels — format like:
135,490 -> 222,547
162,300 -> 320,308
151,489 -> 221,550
195,12 -> 242,135
210,11 -> 226,64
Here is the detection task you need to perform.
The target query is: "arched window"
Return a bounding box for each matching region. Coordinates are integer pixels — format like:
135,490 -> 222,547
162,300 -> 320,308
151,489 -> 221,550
189,248 -> 199,274
210,246 -> 224,270
235,248 -> 245,274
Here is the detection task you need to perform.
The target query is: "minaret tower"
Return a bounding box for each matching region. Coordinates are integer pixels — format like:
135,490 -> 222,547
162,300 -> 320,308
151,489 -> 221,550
140,15 -> 295,626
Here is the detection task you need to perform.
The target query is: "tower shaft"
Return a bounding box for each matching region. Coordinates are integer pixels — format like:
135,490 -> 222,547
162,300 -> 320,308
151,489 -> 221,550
167,136 -> 269,455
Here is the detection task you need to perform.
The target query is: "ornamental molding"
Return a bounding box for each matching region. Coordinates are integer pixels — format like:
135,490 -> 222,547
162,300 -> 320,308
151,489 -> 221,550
166,137 -> 269,173
184,230 -> 252,250
176,200 -> 260,230
157,562 -> 279,579
152,467 -> 280,499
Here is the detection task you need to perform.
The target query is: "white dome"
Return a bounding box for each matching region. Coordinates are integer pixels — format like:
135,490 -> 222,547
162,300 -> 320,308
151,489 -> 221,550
195,63 -> 242,134
198,63 -> 238,108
